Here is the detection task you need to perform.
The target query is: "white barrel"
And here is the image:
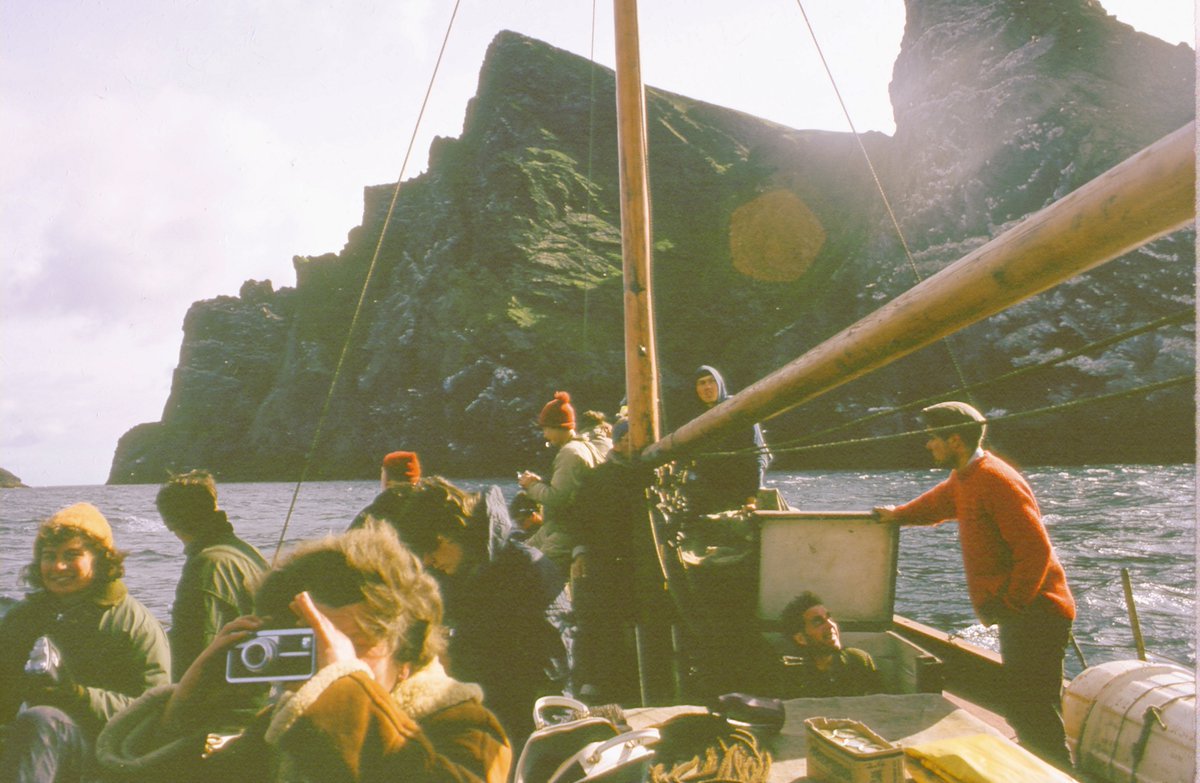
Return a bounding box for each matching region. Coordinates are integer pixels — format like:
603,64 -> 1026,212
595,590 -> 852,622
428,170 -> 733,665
1063,659 -> 1194,783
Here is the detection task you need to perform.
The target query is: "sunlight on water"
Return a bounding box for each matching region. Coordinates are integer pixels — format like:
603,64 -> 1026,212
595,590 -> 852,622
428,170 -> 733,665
765,464 -> 1194,675
956,624 -> 1000,650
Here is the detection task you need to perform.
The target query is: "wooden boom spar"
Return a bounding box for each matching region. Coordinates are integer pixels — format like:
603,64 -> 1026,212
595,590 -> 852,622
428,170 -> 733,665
641,121 -> 1196,464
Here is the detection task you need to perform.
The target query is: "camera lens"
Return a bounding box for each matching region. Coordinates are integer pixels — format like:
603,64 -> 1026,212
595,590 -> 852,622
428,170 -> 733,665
240,637 -> 278,672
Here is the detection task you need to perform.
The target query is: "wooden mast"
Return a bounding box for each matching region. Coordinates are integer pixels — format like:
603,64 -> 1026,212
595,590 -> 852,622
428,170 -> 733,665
613,0 -> 677,704
613,0 -> 660,450
642,121 -> 1196,464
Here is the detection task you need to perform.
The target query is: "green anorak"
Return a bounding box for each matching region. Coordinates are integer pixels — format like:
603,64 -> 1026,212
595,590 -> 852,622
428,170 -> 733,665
525,437 -> 603,572
0,579 -> 170,735
169,532 -> 267,680
777,647 -> 881,699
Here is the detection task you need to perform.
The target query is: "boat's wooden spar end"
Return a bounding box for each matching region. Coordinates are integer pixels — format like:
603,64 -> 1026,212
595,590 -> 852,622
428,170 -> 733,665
643,121 -> 1196,464
614,0 -> 661,449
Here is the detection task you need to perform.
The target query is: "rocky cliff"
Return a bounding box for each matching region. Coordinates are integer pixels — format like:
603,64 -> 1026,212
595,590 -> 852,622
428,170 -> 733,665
109,0 -> 1194,483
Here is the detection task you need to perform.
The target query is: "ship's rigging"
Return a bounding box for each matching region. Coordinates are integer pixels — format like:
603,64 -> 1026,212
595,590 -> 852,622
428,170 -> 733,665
269,0 -> 1195,560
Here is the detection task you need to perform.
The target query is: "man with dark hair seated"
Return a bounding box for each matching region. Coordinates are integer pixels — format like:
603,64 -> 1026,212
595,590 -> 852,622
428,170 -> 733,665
507,492 -> 544,541
774,591 -> 881,698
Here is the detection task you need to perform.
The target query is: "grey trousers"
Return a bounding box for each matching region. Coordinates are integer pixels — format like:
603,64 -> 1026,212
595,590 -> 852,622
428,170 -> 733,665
0,706 -> 91,783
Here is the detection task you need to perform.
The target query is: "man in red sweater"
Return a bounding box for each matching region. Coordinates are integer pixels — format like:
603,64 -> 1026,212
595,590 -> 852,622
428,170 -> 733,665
874,401 -> 1075,771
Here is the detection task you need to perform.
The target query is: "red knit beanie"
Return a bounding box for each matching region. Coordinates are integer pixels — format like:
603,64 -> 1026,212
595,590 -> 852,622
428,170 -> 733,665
538,391 -> 576,430
382,451 -> 421,484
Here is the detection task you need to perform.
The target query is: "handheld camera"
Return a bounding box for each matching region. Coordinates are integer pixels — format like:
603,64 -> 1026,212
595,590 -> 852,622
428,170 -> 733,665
24,635 -> 64,687
225,628 -> 316,684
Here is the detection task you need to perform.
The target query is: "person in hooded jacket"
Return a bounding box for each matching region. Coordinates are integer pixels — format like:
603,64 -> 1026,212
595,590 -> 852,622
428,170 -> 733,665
683,365 -> 771,514
0,503 -> 170,783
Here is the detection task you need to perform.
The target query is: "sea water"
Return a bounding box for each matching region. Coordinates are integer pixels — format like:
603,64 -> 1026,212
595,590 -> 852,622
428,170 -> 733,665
1,465 -> 1193,677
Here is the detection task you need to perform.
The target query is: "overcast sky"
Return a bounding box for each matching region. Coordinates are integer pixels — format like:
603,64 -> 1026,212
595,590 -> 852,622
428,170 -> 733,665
1,1 -> 1192,487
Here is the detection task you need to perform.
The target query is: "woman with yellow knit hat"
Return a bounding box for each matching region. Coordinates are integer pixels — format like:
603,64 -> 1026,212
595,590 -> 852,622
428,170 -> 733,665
0,502 -> 169,783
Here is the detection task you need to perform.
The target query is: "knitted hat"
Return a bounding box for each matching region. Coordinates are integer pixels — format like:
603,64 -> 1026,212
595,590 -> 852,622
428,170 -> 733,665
382,451 -> 421,484
39,502 -> 114,551
538,391 -> 576,430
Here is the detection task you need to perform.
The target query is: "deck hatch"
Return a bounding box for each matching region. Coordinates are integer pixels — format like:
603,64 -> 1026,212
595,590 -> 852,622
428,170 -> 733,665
756,511 -> 899,632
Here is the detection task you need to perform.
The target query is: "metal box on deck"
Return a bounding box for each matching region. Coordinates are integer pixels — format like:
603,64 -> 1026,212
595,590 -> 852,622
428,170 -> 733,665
804,717 -> 904,783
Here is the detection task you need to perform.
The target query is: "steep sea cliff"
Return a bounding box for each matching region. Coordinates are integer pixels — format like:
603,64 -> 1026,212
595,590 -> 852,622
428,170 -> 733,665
110,0 -> 1195,483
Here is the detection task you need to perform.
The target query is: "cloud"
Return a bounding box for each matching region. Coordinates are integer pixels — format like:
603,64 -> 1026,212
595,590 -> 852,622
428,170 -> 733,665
1,0 -> 1187,487
4,82 -> 375,319
0,312 -> 177,486
0,2 -> 445,486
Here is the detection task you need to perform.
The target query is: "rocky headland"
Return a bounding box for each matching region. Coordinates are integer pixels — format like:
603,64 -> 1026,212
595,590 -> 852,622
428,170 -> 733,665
109,0 -> 1194,483
0,468 -> 28,488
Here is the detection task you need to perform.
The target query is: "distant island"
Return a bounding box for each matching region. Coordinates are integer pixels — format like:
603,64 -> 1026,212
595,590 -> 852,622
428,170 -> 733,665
0,468 -> 28,488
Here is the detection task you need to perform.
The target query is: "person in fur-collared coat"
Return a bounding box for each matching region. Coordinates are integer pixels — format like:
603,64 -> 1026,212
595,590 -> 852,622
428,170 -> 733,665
95,527 -> 511,783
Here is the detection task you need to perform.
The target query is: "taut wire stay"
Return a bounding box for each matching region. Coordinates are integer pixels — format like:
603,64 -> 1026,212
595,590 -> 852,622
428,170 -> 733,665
792,0 -> 977,405
270,0 -> 465,565
762,308 -> 1194,456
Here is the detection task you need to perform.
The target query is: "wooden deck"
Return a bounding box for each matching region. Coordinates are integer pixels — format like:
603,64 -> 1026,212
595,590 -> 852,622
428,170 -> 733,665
940,689 -> 1016,740
627,692 -> 1037,782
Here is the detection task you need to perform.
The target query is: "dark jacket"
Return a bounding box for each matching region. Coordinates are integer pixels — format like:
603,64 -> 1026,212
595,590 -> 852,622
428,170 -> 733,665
350,483 -> 563,745
567,454 -> 658,703
449,533 -> 564,747
0,580 -> 170,735
775,648 -> 882,698
685,365 -> 771,514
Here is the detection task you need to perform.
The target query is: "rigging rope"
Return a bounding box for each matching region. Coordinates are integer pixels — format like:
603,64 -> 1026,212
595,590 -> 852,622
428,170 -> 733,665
765,308 -> 1194,454
270,0 -> 464,565
582,0 -> 600,350
687,374 -> 1193,461
792,0 -> 977,405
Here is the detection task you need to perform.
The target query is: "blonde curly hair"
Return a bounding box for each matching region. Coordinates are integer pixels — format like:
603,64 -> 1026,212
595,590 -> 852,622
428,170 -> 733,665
255,526 -> 446,668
